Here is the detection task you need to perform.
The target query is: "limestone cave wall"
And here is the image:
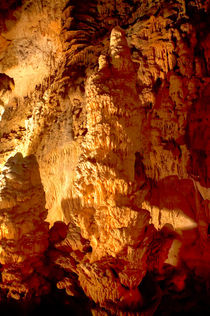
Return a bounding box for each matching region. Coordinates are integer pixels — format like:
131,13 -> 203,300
0,0 -> 209,315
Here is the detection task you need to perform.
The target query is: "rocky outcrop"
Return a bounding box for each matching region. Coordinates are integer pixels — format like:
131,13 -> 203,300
0,0 -> 209,315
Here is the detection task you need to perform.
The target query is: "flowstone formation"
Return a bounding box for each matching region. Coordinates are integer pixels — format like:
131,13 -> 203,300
0,0 -> 209,315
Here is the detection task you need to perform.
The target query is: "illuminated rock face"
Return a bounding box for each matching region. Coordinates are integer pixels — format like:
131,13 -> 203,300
0,0 -> 209,314
0,153 -> 49,299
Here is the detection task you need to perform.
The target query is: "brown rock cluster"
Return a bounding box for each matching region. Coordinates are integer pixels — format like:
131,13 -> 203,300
0,0 -> 209,314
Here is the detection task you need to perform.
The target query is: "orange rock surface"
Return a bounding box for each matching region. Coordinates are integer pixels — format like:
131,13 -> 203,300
0,0 -> 209,314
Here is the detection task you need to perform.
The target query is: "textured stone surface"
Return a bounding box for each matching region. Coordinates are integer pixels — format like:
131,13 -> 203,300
0,153 -> 49,299
0,0 -> 209,314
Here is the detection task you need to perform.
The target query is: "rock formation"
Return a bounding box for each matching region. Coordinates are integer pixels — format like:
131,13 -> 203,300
0,153 -> 49,300
0,0 -> 209,315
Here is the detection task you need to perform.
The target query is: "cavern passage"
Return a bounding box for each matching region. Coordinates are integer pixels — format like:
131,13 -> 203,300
0,0 -> 209,315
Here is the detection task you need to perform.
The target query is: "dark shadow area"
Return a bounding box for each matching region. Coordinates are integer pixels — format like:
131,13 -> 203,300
0,292 -> 92,316
154,272 -> 210,316
148,175 -> 197,221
